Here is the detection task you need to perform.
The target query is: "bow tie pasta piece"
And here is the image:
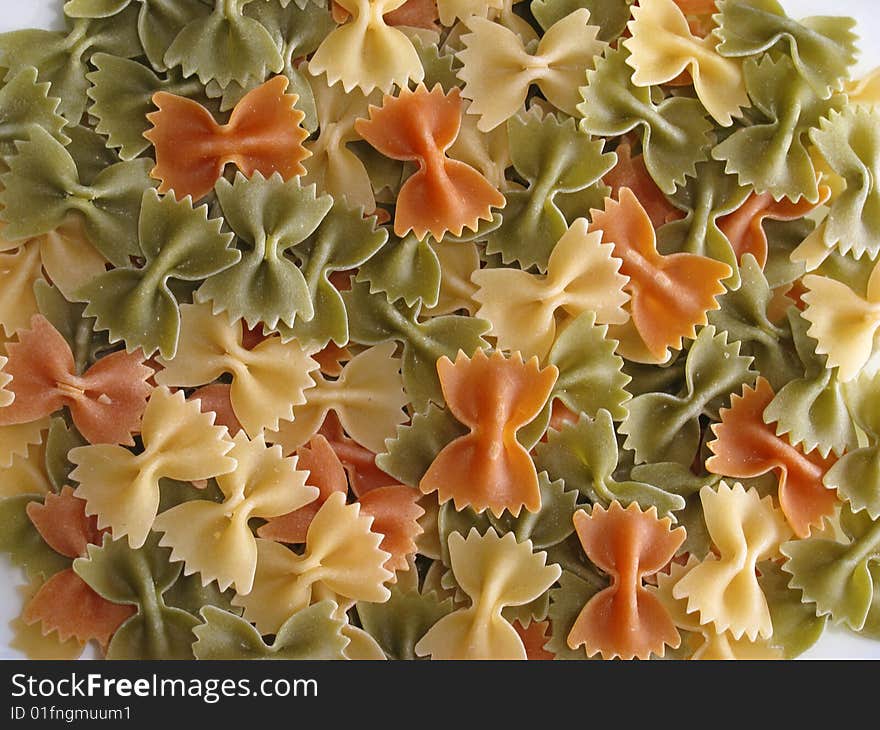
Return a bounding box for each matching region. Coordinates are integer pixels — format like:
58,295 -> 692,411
309,0 -> 424,94
269,342 -> 408,456
567,502 -> 685,659
436,0 -> 502,26
621,325 -> 756,466
457,10 -> 604,133
233,492 -> 393,634
69,387 -> 237,549
77,190 -> 239,360
195,172 -> 334,332
419,349 -> 558,517
0,8 -> 142,123
162,0 -> 283,88
21,487 -> 135,650
781,504 -> 880,632
624,0 -> 748,126
472,219 -> 629,362
0,357 -> 12,408
415,529 -> 561,659
706,377 -> 839,538
0,66 -> 69,156
589,188 -> 733,362
302,70 -> 382,214
672,482 -> 790,641
0,315 -> 152,446
711,55 -> 844,204
484,110 -> 615,271
343,279 -> 491,409
603,141 -> 682,229
73,532 -> 200,659
809,106 -> 880,259
578,46 -> 714,195
714,0 -> 857,99
355,84 -> 504,241
801,261 -> 880,383
193,601 -> 351,660
155,303 -> 318,437
0,126 -> 153,267
152,432 -> 318,596
144,76 -> 310,203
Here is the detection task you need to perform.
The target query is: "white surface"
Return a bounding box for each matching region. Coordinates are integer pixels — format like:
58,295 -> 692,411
1,0 -> 879,660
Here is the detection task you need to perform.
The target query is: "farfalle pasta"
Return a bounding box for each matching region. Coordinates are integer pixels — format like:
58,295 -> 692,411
2,0 -> 880,663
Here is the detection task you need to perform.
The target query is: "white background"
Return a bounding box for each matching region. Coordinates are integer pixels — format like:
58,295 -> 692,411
0,0 -> 879,659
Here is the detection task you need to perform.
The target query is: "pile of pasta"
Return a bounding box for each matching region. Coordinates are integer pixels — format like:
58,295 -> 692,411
0,0 -> 879,661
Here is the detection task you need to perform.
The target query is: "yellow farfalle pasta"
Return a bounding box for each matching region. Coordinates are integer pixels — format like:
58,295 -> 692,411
0,243 -> 41,338
448,101 -> 511,190
0,441 -> 51,499
846,67 -> 880,107
437,0 -> 503,26
155,302 -> 319,438
414,529 -> 561,659
0,419 -> 50,470
671,482 -> 790,641
801,260 -> 880,382
623,0 -> 748,126
70,387 -> 237,549
652,558 -> 782,660
232,492 -> 393,634
152,432 -> 319,595
458,10 -> 604,132
302,70 -> 382,213
471,219 -> 629,361
269,341 -> 408,455
308,0 -> 424,93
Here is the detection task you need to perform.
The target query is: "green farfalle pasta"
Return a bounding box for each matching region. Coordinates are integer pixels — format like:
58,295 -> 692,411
484,109 -> 615,271
0,495 -> 70,581
73,532 -> 199,660
343,280 -> 491,409
707,254 -> 801,390
763,306 -> 857,458
204,0 -> 334,131
656,160 -> 750,286
65,0 -> 210,73
414,37 -> 461,93
0,9 -> 141,123
0,127 -> 153,266
578,45 -> 714,195
196,172 -> 333,332
534,410 -> 686,516
192,603 -> 349,660
164,0 -> 283,88
519,311 -> 631,448
44,418 -> 87,494
77,189 -> 240,359
711,54 -> 844,204
544,552 -> 606,660
356,233 -> 442,310
621,326 -> 757,466
531,0 -> 632,42
714,0 -> 857,99
758,560 -> 827,658
270,202 -> 387,349
355,567 -> 455,660
86,54 -> 208,161
0,66 -> 69,157
809,105 -> 880,259
782,504 -> 880,634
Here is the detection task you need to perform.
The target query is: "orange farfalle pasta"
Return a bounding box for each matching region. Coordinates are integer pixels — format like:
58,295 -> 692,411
0,315 -> 152,446
354,84 -> 505,241
602,142 -> 683,229
568,502 -> 686,660
22,488 -> 135,648
718,185 -> 832,267
319,411 -> 396,494
144,76 -> 310,202
419,350 -> 558,517
259,434 -> 423,573
589,188 -> 732,361
705,377 -> 838,538
514,620 -> 555,660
